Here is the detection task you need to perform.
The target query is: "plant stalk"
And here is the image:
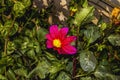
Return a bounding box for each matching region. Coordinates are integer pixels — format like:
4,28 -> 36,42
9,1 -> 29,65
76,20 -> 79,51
72,25 -> 79,80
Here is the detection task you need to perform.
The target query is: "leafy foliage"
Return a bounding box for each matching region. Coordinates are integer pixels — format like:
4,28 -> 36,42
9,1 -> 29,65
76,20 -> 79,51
79,50 -> 97,72
0,0 -> 120,80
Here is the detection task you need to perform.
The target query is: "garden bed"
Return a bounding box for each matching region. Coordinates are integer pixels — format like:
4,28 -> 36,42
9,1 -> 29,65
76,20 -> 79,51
0,0 -> 120,80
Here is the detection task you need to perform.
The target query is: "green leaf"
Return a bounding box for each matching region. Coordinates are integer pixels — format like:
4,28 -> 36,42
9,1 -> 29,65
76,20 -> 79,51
0,23 -> 4,36
28,59 -> 50,79
84,26 -> 101,44
81,77 -> 92,80
34,41 -> 41,54
20,37 -> 30,53
26,49 -> 36,59
79,50 -> 97,72
108,34 -> 120,46
24,29 -> 34,38
37,28 -> 47,42
49,62 -> 65,80
80,0 -> 88,7
56,71 -> 71,80
0,66 -> 6,74
99,22 -> 107,31
36,60 -> 50,79
45,51 -> 58,61
94,61 -> 120,80
13,1 -> 25,17
0,56 -> 13,67
14,68 -> 28,78
7,41 -> 16,55
21,37 -> 29,49
49,62 -> 64,75
5,21 -> 18,36
73,6 -> 94,26
0,74 -> 7,80
21,0 -> 31,8
66,62 -> 73,74
0,21 -> 18,37
96,44 -> 106,51
7,69 -> 16,80
44,52 -> 65,79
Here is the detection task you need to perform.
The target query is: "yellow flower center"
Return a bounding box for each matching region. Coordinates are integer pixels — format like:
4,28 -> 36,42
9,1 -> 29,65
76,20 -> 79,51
53,39 -> 61,48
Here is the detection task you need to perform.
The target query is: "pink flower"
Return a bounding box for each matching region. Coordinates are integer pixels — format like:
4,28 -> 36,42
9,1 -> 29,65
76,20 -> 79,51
46,25 -> 77,55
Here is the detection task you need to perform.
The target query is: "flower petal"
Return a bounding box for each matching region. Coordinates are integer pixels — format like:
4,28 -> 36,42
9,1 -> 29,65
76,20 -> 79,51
46,34 -> 53,41
62,36 -> 76,46
54,48 -> 66,54
59,27 -> 69,40
49,25 -> 59,38
62,45 -> 77,54
46,40 -> 53,48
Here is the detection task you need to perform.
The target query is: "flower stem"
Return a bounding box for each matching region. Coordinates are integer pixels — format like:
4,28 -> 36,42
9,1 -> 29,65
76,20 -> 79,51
72,25 -> 79,80
72,56 -> 77,79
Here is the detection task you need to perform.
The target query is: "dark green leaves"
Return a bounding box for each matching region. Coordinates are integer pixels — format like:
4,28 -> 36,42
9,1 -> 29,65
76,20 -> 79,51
28,60 -> 50,79
108,34 -> 120,46
14,68 -> 28,78
0,21 -> 18,37
0,0 -> 120,80
7,69 -> 16,80
45,52 -> 66,80
84,26 -> 101,44
13,1 -> 25,17
56,71 -> 71,80
94,60 -> 120,80
7,41 -> 16,55
79,50 -> 97,72
36,28 -> 48,42
21,0 -> 31,8
13,0 -> 31,17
